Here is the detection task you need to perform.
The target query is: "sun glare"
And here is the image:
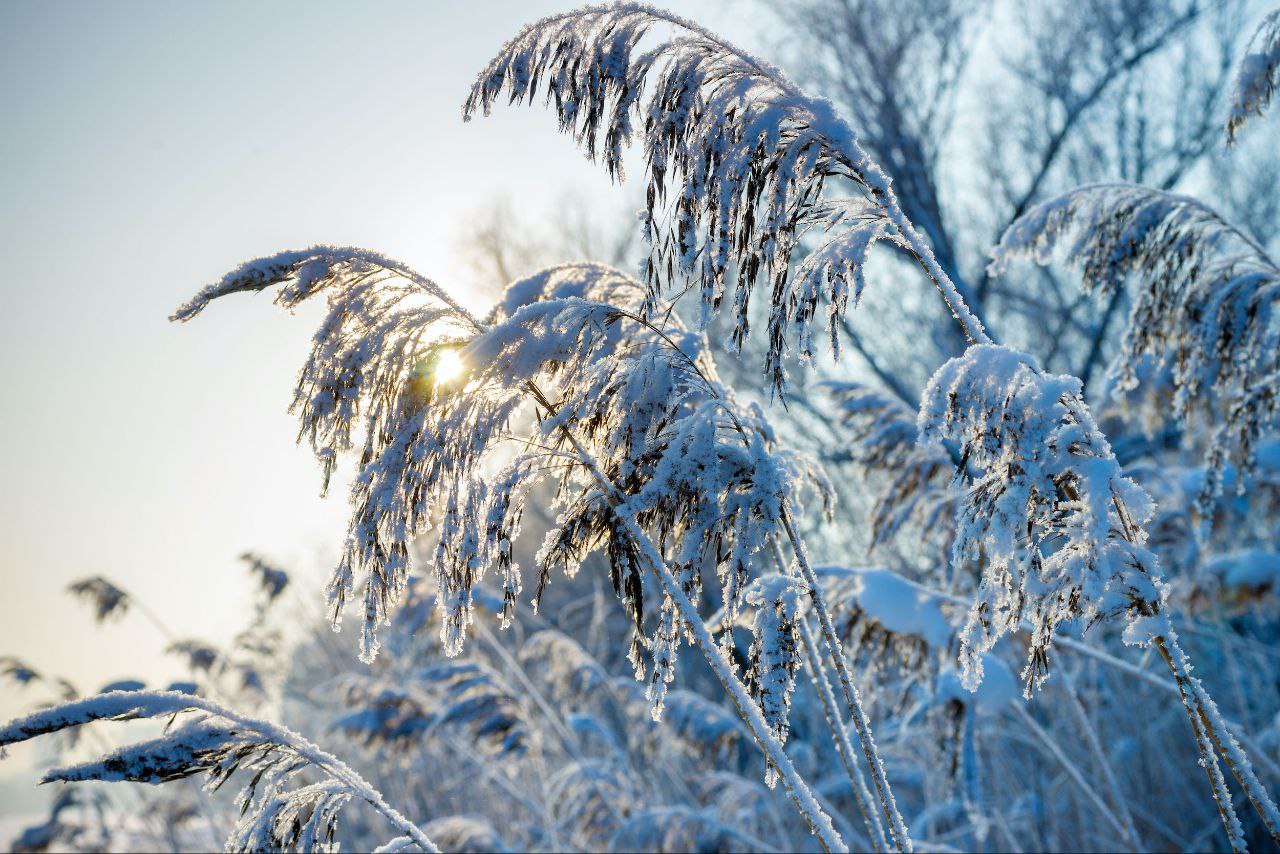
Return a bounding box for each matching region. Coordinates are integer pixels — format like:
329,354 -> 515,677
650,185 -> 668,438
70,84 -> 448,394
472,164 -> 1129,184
434,348 -> 465,386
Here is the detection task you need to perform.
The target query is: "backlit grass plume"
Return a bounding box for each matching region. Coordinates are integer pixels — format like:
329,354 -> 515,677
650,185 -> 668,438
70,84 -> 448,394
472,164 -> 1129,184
173,249 -> 858,848
0,690 -> 440,853
464,2 -> 984,396
992,185 -> 1280,518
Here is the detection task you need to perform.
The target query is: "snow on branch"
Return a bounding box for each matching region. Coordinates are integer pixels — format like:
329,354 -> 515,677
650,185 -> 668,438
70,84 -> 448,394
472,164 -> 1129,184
464,3 -> 912,395
1227,9 -> 1280,143
991,184 -> 1280,515
919,345 -> 1169,695
0,692 -> 192,742
170,245 -> 477,326
172,247 -> 524,662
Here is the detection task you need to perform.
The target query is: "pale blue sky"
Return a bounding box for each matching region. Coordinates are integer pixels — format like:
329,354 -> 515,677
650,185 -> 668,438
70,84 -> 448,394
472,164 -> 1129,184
0,0 -> 742,785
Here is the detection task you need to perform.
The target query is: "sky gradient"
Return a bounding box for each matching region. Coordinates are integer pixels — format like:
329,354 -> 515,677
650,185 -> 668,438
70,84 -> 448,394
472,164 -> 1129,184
0,0 -> 738,783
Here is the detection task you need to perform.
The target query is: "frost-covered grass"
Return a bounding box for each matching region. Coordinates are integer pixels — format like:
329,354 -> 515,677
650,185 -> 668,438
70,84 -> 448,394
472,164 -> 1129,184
6,2 -> 1280,852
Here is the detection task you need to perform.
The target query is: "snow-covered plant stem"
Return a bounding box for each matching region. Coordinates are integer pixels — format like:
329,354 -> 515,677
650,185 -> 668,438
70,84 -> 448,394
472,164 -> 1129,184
769,537 -> 887,852
0,691 -> 440,853
178,698 -> 442,854
1155,634 -> 1280,852
921,568 -> 1280,845
874,191 -> 991,347
917,337 -> 1277,851
1111,485 -> 1279,851
779,507 -> 913,853
620,517 -> 847,851
175,246 -> 852,850
464,24 -> 1278,845
646,5 -> 994,351
799,618 -> 886,851
520,380 -> 849,852
530,302 -> 909,851
917,275 -> 1276,853
642,5 -> 995,349
474,301 -> 847,850
1226,9 -> 1280,143
596,4 -> 995,351
1157,636 -> 1248,852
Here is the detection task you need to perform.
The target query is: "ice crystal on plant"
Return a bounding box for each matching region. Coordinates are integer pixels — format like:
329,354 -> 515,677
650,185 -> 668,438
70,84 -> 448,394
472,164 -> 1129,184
919,345 -> 1168,694
993,184 -> 1280,521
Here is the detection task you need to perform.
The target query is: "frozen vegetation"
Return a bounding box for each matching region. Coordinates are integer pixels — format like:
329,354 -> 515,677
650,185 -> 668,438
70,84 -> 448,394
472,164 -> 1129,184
5,2 -> 1280,852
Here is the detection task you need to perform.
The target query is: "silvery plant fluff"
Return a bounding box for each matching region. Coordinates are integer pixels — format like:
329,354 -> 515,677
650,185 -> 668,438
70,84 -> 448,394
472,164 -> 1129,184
916,342 -> 1280,851
991,184 -> 1280,520
173,252 -> 855,848
917,344 -> 1167,694
173,251 -> 820,671
462,4 -> 1277,850
5,3 -> 1280,853
1227,8 -> 1280,143
0,691 -> 441,853
462,3 -> 986,396
741,574 -> 804,787
822,381 -> 955,566
975,11 -> 1280,845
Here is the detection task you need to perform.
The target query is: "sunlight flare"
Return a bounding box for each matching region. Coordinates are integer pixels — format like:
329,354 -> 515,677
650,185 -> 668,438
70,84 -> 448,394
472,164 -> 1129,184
433,348 -> 464,386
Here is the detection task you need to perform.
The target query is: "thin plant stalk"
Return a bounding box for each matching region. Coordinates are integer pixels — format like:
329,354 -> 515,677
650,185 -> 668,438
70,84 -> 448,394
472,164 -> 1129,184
521,379 -> 848,852
768,536 -> 888,852
1157,634 -> 1280,849
798,617 -> 886,853
1154,636 -> 1247,852
622,3 -> 992,347
1056,667 -> 1140,850
1009,702 -> 1135,849
119,693 -> 439,853
780,505 -> 913,852
1053,634 -> 1280,784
